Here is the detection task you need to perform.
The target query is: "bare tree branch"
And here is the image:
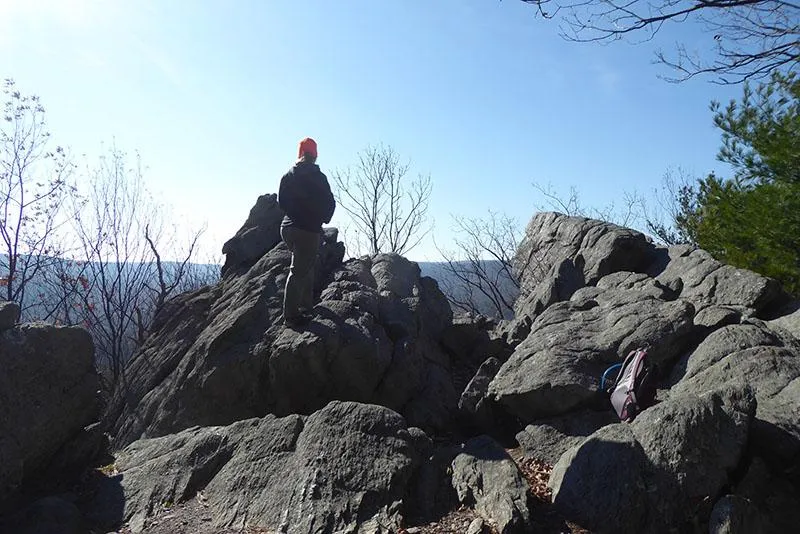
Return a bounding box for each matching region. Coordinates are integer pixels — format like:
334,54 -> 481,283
436,211 -> 523,319
63,145 -> 213,393
517,0 -> 799,82
0,79 -> 74,320
331,144 -> 432,256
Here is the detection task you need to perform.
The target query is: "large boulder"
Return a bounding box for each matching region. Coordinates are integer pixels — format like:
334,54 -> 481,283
549,388 -> 754,533
708,495 -> 769,534
768,301 -> 800,342
104,245 -> 297,446
548,423 -> 649,534
106,195 -> 456,446
489,284 -> 696,422
451,436 -> 532,534
650,245 -> 788,317
458,357 -> 503,433
88,401 -> 416,533
0,301 -> 20,331
513,213 -> 657,320
628,387 -> 754,531
516,409 -> 617,465
267,253 -> 457,433
0,325 -> 98,508
668,321 -> 788,385
220,193 -> 284,278
672,325 -> 800,475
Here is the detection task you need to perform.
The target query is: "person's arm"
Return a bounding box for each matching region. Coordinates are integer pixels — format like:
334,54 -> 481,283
320,173 -> 336,224
278,172 -> 297,215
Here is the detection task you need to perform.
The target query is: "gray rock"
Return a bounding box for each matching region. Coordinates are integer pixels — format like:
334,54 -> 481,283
549,388 -> 754,534
403,443 -> 459,524
549,423 -> 648,534
596,271 -> 674,299
629,388 -> 754,531
91,402 -> 415,533
399,354 -> 459,432
671,322 -> 786,384
107,234 -> 456,445
768,301 -> 800,342
267,299 -> 394,415
672,345 -> 800,470
651,246 -> 787,316
0,325 -> 98,506
0,300 -> 19,330
451,436 -> 532,534
442,315 -> 511,396
751,374 -> 800,479
516,410 -> 617,465
220,193 -> 284,278
459,357 -> 501,419
371,253 -> 421,297
33,422 -> 108,488
693,305 -> 742,330
489,286 -> 696,422
515,257 -> 585,320
513,212 -> 656,320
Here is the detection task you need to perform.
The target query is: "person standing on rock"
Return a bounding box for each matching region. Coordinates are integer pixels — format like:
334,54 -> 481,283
278,137 -> 336,327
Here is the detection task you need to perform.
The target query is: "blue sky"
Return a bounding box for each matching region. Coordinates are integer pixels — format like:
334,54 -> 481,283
0,0 -> 741,261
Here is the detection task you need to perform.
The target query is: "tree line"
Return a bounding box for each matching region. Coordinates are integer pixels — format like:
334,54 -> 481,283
1,79 -> 217,393
5,0 -> 796,387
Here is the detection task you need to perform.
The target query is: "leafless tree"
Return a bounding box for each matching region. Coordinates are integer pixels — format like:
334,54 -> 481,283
436,212 -> 523,319
34,257 -> 91,324
332,144 -> 432,256
640,167 -> 699,245
143,222 -> 204,317
436,182 -> 647,318
0,79 -> 74,319
518,0 -> 799,83
65,146 -> 209,391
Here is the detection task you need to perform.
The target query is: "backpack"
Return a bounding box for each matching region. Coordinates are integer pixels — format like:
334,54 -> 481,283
605,347 -> 658,422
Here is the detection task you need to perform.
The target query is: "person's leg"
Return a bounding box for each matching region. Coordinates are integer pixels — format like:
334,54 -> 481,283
281,226 -> 318,320
281,226 -> 301,320
299,233 -> 320,312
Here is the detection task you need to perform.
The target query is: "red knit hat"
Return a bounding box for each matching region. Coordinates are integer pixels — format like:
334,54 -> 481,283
298,137 -> 318,159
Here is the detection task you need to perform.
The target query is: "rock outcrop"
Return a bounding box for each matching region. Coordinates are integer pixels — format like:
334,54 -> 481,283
88,401 -> 416,533
451,436 -> 532,533
105,196 -> 458,449
6,205 -> 799,534
512,213 -> 657,326
489,282 -> 697,421
220,193 -> 285,278
484,212 -> 799,533
0,323 -> 99,509
549,388 -> 754,533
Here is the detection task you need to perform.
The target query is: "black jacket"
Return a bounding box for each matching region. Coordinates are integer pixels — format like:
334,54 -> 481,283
278,161 -> 336,233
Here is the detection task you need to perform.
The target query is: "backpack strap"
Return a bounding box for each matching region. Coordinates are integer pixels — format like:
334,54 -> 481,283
614,349 -> 639,386
600,363 -> 623,391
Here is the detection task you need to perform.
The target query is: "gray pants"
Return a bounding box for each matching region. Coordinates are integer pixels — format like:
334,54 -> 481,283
281,226 -> 320,319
